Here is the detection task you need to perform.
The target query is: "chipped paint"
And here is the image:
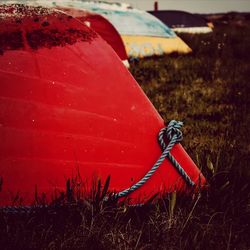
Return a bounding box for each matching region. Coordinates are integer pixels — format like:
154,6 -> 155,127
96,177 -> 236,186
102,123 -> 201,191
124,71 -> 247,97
0,4 -> 97,54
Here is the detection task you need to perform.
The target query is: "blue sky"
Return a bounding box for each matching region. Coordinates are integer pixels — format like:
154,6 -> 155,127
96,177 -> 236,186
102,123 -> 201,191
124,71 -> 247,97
104,0 -> 250,13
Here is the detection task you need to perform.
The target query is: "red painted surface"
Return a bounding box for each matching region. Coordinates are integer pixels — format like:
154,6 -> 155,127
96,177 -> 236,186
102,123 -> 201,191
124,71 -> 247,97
0,5 -> 205,206
57,7 -> 128,62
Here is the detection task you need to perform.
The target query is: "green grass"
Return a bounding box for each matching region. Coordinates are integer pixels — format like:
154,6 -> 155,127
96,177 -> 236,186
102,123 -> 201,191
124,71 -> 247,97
1,20 -> 250,250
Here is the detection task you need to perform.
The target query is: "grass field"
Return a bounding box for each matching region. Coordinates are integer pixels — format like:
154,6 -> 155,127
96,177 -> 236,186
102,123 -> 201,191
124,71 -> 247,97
1,16 -> 250,250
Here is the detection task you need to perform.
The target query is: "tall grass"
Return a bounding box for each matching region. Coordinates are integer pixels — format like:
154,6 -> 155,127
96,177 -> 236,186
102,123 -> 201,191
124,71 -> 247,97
1,19 -> 250,250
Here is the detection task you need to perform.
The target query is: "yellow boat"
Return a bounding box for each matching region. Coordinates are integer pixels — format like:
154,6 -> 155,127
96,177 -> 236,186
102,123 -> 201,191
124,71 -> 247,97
122,35 -> 191,58
48,1 -> 191,58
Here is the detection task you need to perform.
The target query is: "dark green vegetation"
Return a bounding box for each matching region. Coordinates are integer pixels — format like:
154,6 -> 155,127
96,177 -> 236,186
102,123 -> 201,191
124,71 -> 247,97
1,17 -> 250,250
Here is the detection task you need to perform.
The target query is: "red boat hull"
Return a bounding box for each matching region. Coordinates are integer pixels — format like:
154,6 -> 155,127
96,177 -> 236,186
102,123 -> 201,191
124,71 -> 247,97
0,5 -> 205,205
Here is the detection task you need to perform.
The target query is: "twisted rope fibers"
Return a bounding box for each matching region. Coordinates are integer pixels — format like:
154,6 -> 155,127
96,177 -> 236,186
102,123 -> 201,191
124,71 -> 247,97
116,120 -> 194,198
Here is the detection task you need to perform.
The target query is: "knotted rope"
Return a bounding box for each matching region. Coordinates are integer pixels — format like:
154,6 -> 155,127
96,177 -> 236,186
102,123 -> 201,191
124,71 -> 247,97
116,120 -> 194,198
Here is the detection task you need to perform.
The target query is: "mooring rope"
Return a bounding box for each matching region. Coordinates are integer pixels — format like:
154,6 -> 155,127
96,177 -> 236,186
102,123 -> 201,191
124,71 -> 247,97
115,120 -> 194,198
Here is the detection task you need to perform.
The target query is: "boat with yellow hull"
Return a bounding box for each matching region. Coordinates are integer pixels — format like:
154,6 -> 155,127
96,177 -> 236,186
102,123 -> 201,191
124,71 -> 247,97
29,1 -> 191,58
122,35 -> 191,58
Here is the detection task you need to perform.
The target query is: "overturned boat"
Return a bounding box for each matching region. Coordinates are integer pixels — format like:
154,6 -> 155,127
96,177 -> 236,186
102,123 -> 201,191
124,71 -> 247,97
149,10 -> 213,34
66,1 -> 192,58
32,0 -> 192,58
0,4 -> 205,206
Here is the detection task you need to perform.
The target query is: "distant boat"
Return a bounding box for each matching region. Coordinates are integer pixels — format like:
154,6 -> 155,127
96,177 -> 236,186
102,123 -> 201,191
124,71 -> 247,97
40,1 -> 192,58
0,4 -> 205,206
73,1 -> 192,57
149,10 -> 213,34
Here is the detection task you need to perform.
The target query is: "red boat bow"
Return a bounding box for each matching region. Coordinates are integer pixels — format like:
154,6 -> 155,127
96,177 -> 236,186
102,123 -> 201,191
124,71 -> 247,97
0,4 -> 205,206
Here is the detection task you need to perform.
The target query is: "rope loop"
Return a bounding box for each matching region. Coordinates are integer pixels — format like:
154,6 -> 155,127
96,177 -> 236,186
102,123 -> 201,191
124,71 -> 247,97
116,120 -> 194,199
158,120 -> 183,150
166,120 -> 183,142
